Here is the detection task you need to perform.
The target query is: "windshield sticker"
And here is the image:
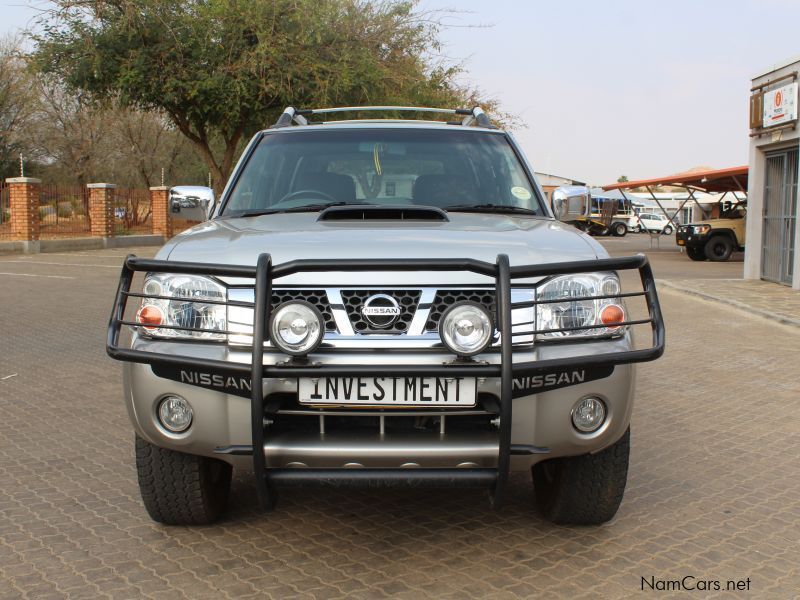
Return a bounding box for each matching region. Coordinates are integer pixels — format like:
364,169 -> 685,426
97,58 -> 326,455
511,186 -> 532,200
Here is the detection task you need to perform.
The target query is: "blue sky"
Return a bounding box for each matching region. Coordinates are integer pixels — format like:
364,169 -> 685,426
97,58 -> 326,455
4,0 -> 800,185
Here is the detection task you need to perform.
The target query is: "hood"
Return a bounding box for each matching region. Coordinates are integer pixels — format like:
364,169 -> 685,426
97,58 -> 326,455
162,212 -> 603,285
685,217 -> 745,227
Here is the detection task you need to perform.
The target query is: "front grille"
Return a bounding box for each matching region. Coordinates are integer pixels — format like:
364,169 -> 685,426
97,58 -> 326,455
271,290 -> 336,332
341,290 -> 421,333
426,290 -> 496,332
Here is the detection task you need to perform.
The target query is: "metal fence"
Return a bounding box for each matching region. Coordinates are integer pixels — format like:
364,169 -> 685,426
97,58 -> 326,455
173,215 -> 202,234
0,182 -> 10,239
114,188 -> 152,235
39,184 -> 91,238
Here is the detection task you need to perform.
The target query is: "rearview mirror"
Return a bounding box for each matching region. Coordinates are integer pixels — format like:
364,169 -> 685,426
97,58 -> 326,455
551,186 -> 591,222
170,186 -> 216,221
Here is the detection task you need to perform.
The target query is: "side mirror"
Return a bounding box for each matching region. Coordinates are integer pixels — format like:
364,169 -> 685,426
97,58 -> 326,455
169,186 -> 216,222
551,186 -> 591,222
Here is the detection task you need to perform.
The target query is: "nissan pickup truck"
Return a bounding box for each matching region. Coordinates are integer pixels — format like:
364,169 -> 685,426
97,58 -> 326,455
107,106 -> 664,525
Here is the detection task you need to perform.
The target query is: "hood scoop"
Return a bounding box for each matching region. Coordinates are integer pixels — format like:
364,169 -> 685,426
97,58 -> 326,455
318,204 -> 449,222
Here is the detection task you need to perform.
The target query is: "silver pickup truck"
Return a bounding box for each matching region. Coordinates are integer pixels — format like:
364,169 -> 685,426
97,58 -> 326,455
107,106 -> 664,526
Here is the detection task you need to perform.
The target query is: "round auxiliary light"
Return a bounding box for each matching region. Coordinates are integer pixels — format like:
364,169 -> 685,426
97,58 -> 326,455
439,301 -> 493,356
158,395 -> 193,433
571,397 -> 606,433
136,304 -> 164,331
270,301 -> 324,356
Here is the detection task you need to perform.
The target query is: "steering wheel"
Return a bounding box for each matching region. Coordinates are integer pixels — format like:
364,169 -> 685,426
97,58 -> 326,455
274,189 -> 337,206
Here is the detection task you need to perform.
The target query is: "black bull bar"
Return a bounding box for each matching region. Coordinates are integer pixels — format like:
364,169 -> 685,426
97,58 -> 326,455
107,253 -> 664,508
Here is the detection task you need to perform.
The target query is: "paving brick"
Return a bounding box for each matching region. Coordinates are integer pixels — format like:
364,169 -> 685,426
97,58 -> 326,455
0,244 -> 798,598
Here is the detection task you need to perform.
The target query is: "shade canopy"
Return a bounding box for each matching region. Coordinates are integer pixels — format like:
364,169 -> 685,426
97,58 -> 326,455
602,166 -> 748,193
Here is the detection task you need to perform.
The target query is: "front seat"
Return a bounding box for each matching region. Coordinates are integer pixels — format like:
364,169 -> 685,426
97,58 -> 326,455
412,174 -> 478,208
293,172 -> 356,203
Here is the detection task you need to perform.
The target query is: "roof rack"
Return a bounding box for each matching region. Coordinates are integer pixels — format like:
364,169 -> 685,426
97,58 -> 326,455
270,105 -> 494,129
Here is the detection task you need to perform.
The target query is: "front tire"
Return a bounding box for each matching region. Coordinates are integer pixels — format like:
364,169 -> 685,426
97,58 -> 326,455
612,222 -> 627,237
532,428 -> 630,525
704,235 -> 733,261
135,436 -> 232,525
686,246 -> 706,261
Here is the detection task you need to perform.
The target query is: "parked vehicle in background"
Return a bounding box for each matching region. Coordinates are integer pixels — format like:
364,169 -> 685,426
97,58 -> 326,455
676,200 -> 746,261
566,192 -> 635,237
636,213 -> 674,235
598,197 -> 636,237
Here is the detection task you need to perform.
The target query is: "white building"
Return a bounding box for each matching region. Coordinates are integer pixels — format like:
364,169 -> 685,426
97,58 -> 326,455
745,56 -> 800,288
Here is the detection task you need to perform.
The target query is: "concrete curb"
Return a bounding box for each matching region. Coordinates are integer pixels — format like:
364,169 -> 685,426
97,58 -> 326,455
0,235 -> 164,255
657,279 -> 800,328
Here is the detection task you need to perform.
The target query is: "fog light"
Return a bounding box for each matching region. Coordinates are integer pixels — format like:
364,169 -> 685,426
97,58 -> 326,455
158,395 -> 193,432
571,397 -> 606,433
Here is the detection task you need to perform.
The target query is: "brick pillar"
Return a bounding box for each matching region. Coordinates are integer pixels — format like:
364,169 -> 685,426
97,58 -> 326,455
6,177 -> 41,246
87,183 -> 116,238
150,186 -> 172,238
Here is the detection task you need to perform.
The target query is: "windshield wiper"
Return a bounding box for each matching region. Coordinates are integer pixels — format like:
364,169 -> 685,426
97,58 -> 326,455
234,202 -> 368,218
444,204 -> 538,215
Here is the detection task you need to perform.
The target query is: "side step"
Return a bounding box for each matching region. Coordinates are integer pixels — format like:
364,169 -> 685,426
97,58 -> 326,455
266,468 -> 498,488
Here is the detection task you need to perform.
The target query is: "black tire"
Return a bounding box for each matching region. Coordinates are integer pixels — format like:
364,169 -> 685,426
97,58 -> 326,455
704,235 -> 733,261
135,436 -> 232,525
686,246 -> 706,261
637,224 -> 646,233
612,222 -> 627,237
662,225 -> 673,235
532,428 -> 629,525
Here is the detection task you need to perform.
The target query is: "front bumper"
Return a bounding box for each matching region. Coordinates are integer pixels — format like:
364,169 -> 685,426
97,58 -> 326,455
676,228 -> 708,247
108,253 -> 664,506
123,339 -> 636,473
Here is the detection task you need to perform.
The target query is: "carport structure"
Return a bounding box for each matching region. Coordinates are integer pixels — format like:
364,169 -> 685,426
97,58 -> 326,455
602,166 -> 749,225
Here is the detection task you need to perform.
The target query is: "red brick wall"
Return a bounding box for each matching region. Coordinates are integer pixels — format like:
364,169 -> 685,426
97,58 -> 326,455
88,184 -> 115,238
6,178 -> 41,241
150,186 -> 172,238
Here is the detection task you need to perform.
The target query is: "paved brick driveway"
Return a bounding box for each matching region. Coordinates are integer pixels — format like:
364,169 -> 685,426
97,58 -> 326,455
0,245 -> 798,598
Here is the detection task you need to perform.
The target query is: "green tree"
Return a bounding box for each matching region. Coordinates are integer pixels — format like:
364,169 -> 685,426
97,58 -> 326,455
33,0 -> 499,193
617,175 -> 628,183
0,35 -> 36,178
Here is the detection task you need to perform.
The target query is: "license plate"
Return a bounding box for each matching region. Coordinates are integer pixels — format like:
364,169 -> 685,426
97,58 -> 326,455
298,377 -> 477,406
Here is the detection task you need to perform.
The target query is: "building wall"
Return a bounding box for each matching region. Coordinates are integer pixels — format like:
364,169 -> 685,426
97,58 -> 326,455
746,59 -> 800,289
534,173 -> 584,203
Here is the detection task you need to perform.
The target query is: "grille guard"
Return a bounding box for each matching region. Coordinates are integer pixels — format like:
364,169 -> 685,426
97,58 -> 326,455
107,253 -> 665,508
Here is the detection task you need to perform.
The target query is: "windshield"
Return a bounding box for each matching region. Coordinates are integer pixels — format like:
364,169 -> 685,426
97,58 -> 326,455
222,128 -> 543,215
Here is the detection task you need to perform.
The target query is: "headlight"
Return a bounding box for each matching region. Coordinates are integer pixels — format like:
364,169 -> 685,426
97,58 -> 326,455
136,274 -> 227,340
439,301 -> 493,356
536,273 -> 625,339
693,225 -> 710,234
270,301 -> 324,356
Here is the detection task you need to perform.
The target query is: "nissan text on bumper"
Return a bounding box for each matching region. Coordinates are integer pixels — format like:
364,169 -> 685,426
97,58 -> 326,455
107,106 -> 665,526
